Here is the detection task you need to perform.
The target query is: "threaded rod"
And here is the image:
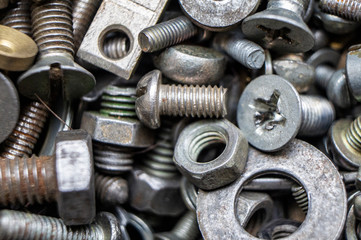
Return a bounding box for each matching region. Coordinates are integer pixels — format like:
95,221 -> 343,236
346,116 -> 361,152
319,0 -> 361,22
95,173 -> 128,206
1,0 -> 32,36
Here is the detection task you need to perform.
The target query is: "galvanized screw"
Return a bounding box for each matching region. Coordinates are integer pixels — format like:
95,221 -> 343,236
0,210 -> 120,240
1,0 -> 32,36
139,16 -> 207,53
136,70 -> 227,129
155,211 -> 199,240
95,172 -> 128,206
73,0 -> 102,51
17,0 -> 95,101
213,31 -> 265,69
319,0 -> 361,22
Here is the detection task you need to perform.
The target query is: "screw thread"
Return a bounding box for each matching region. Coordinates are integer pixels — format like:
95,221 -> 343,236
319,0 -> 361,21
93,143 -> 133,174
291,184 -> 308,214
159,84 -> 227,118
142,121 -> 178,178
31,0 -> 75,57
299,95 -> 335,137
1,101 -> 48,160
345,116 -> 361,152
271,224 -> 298,240
268,0 -> 309,16
0,210 -> 105,240
139,16 -> 198,52
72,0 -> 101,51
103,37 -> 129,60
100,86 -> 137,118
223,37 -> 265,69
172,211 -> 199,240
0,156 -> 57,206
95,173 -> 128,206
1,0 -> 32,36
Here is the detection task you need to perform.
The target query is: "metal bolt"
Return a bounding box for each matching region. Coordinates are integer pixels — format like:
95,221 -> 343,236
17,0 -> 95,101
73,0 -> 102,51
0,210 -> 120,240
237,74 -> 335,152
139,16 -> 205,53
291,184 -> 308,214
242,0 -> 314,52
213,31 -> 265,69
328,116 -> 361,170
155,211 -> 200,240
135,70 -> 227,129
102,36 -> 129,60
1,0 -> 32,36
319,0 -> 361,22
95,172 -> 128,206
0,101 -> 48,159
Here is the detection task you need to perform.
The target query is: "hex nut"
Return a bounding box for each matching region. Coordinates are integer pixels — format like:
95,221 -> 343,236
128,168 -> 185,216
81,111 -> 155,148
55,129 -> 95,225
153,45 -> 226,85
173,119 -> 248,190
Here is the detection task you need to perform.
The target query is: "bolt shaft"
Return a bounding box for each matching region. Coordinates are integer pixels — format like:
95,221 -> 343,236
159,84 -> 227,119
319,0 -> 361,22
0,156 -> 57,206
73,0 -> 102,51
299,95 -> 335,137
95,173 -> 128,206
139,16 -> 198,52
31,0 -> 75,57
1,101 -> 48,160
268,0 -> 310,16
345,116 -> 361,152
100,86 -> 137,118
1,0 -> 32,36
103,37 -> 129,60
315,65 -> 335,89
291,184 -> 308,214
172,211 -> 199,240
0,210 -> 106,240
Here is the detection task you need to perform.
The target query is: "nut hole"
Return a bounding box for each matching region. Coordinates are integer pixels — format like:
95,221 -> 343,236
101,29 -> 131,60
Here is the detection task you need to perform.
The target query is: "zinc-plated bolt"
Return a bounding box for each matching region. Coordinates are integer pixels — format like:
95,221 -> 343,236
155,211 -> 200,240
319,0 -> 361,22
242,0 -> 314,53
95,172 -> 129,206
213,32 -> 265,69
18,0 -> 95,101
328,116 -> 361,170
0,210 -> 120,240
139,16 -> 208,53
291,184 -> 308,214
237,74 -> 335,152
0,101 -> 48,160
1,0 -> 32,36
136,70 -> 227,129
73,0 -> 102,51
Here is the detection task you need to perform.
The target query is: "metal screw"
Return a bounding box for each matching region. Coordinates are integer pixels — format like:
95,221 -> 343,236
135,70 -> 227,129
1,0 -> 32,36
0,101 -> 48,160
237,74 -> 335,152
17,0 -> 95,101
102,36 -> 129,60
291,184 -> 308,214
139,16 -> 203,53
95,172 -> 128,206
319,0 -> 361,22
271,223 -> 299,239
73,0 -> 102,51
213,31 -> 265,69
0,210 -> 120,240
155,211 -> 199,240
242,0 -> 314,52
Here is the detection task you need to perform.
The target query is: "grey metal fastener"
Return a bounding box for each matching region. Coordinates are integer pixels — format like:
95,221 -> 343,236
1,0 -> 32,36
135,70 -> 228,129
237,74 -> 335,152
0,210 -> 121,240
197,139 -> 346,240
0,130 -> 95,225
17,0 -> 95,101
319,0 -> 361,22
213,31 -> 265,69
242,0 -> 314,53
95,173 -> 128,206
346,44 -> 361,102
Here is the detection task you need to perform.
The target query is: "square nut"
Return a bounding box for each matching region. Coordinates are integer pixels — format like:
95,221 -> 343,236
77,0 -> 168,79
55,130 -> 95,225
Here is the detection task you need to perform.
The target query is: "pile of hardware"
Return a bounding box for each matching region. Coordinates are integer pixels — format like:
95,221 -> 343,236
0,0 -> 360,239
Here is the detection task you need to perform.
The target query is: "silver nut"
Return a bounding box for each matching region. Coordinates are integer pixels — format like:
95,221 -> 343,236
173,119 -> 248,190
128,168 -> 185,216
81,111 -> 154,148
55,129 -> 95,225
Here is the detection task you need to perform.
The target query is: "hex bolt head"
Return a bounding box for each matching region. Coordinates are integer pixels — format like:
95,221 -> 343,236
242,0 -> 314,52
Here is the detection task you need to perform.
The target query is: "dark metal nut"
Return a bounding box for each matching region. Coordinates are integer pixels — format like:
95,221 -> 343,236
173,119 -> 248,190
